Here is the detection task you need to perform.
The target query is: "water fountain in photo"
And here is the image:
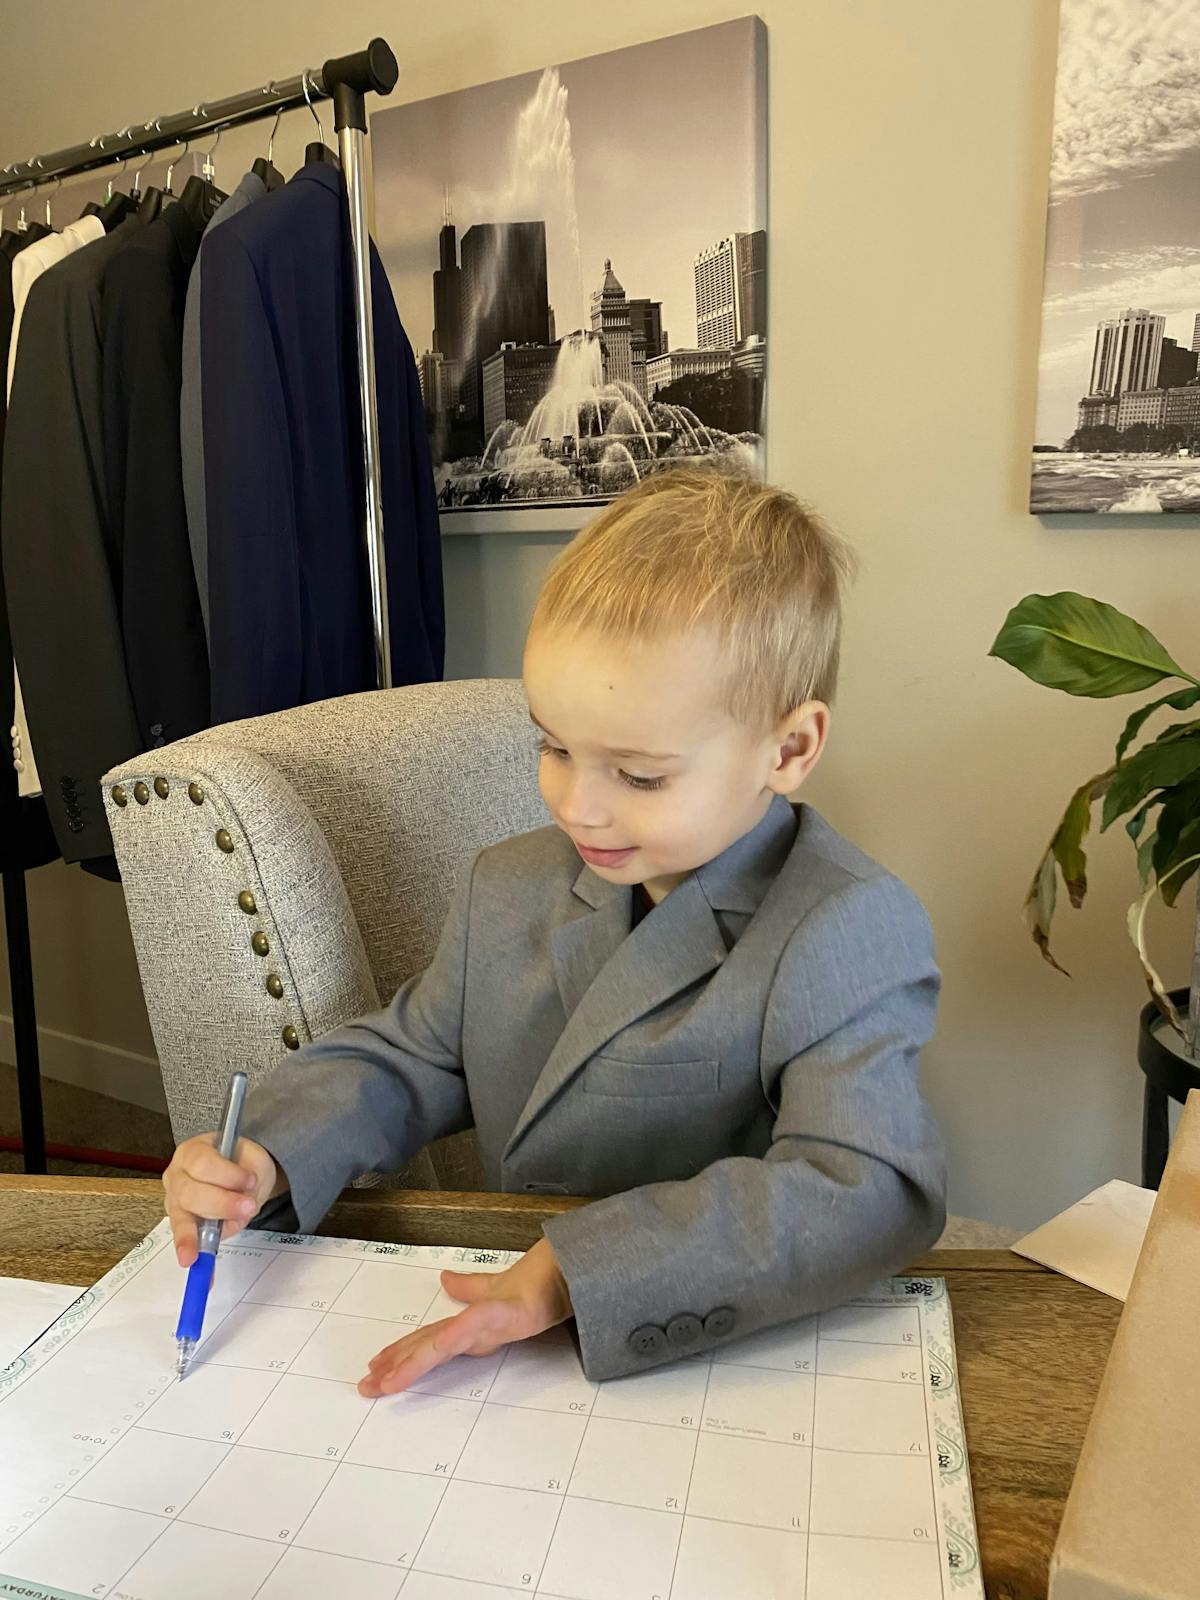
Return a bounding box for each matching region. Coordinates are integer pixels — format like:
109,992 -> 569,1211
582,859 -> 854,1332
424,62 -> 765,513
444,329 -> 760,508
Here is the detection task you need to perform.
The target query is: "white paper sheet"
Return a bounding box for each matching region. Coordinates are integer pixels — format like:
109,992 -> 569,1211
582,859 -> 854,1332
0,1279 -> 84,1375
1011,1178 -> 1157,1300
0,1222 -> 984,1599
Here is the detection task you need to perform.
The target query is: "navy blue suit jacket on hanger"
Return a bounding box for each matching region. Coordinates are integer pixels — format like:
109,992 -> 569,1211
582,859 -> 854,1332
200,162 -> 444,723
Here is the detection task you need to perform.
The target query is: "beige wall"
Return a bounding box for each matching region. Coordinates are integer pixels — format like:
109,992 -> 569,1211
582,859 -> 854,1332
2,0 -> 1194,1227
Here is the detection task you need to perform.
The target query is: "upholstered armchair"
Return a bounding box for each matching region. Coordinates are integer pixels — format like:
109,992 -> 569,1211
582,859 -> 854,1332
103,678 -> 548,1191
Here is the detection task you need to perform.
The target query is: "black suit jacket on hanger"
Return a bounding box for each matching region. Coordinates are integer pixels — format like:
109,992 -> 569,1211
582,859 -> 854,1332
200,162 -> 445,722
0,232 -> 60,873
102,202 -> 210,751
1,218 -> 143,864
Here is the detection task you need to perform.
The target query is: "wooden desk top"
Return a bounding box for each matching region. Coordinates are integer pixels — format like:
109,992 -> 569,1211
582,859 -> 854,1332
0,1175 -> 1119,1600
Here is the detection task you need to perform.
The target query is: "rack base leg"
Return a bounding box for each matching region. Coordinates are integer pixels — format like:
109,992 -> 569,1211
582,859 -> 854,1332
3,867 -> 46,1174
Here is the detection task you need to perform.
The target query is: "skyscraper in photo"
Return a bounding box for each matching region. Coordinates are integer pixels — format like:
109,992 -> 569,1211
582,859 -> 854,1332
460,222 -> 551,435
590,259 -> 633,389
1090,309 -> 1164,398
433,197 -> 463,363
694,231 -> 767,348
1192,313 -> 1200,355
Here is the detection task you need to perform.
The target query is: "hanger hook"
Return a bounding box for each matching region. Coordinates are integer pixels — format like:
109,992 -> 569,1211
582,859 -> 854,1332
200,121 -> 221,184
166,127 -> 191,195
131,120 -> 162,196
104,130 -> 132,202
302,69 -> 326,143
44,172 -> 61,228
264,82 -> 285,165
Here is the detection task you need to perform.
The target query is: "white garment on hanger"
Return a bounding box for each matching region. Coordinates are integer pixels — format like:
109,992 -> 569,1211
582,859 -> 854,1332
6,213 -> 105,799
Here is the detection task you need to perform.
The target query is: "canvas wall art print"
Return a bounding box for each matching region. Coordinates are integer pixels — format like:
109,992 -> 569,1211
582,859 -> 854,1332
372,18 -> 767,533
1031,0 -> 1200,513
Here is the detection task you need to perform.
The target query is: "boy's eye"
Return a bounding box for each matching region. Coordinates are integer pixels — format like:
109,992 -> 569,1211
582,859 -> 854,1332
536,738 -> 666,793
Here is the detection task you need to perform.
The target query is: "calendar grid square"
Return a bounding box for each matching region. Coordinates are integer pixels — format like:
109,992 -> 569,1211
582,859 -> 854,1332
0,1230 -> 982,1600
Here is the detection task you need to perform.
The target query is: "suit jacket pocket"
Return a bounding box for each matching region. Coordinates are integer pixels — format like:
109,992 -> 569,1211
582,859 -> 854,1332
583,1054 -> 721,1097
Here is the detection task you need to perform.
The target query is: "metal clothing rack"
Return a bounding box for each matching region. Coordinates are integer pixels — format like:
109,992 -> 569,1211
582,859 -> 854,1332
0,40 -> 398,1170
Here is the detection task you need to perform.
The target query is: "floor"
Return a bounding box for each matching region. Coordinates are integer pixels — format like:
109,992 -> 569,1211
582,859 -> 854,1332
0,1063 -> 1021,1248
0,1064 -> 174,1179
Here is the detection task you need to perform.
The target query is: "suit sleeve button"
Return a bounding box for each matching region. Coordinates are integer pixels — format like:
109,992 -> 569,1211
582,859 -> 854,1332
665,1314 -> 702,1347
627,1324 -> 667,1357
703,1306 -> 737,1340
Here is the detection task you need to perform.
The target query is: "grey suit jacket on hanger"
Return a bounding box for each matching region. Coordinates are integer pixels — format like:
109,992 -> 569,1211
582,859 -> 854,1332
179,170 -> 267,642
243,795 -> 946,1381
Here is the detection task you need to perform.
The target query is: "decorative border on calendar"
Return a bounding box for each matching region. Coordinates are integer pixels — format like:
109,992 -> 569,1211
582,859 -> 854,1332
0,1220 -> 521,1401
0,1578 -> 93,1600
895,1275 -> 985,1596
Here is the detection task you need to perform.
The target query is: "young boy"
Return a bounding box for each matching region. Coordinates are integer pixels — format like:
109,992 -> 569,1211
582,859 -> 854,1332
163,466 -> 944,1395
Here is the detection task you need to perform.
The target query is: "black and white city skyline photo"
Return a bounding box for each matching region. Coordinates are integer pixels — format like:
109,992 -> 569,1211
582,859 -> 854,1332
372,17 -> 767,531
1032,0 -> 1200,514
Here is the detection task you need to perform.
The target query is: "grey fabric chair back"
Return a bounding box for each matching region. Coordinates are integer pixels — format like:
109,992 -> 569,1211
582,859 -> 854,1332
105,679 -> 548,1189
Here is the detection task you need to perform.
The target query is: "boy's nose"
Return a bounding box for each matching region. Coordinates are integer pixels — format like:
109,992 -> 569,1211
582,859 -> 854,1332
557,773 -> 611,831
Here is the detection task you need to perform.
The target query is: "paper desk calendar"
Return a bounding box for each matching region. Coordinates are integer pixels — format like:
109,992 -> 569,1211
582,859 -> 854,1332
0,1222 -> 983,1600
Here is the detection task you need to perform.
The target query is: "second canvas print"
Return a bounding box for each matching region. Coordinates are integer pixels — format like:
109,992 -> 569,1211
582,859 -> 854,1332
372,17 -> 767,532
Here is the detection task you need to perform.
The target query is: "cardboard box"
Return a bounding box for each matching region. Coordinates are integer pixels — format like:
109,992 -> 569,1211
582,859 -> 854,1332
1049,1089 -> 1200,1600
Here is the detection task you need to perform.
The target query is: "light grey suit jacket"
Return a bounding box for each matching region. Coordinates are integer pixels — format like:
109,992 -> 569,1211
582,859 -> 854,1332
243,795 -> 945,1380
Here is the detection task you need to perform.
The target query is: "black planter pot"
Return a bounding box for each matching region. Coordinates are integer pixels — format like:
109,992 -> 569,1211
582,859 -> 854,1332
1138,987 -> 1200,1188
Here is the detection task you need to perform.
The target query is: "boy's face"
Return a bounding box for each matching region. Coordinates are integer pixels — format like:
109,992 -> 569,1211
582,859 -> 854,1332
523,623 -> 827,902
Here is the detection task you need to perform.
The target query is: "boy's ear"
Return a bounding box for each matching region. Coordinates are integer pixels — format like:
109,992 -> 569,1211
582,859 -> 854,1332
765,701 -> 829,796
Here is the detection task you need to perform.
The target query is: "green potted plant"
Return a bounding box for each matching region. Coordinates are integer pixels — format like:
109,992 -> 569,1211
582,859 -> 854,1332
990,593 -> 1200,1179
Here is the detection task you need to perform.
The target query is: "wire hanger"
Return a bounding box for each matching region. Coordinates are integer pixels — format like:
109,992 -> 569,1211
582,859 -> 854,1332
200,123 -> 221,186
251,83 -> 286,192
165,130 -> 190,196
44,173 -> 61,229
302,68 -> 339,168
132,120 -> 170,222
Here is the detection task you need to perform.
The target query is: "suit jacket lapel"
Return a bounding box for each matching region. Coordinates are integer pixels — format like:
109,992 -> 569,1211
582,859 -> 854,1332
506,796 -> 800,1155
508,870 -> 729,1152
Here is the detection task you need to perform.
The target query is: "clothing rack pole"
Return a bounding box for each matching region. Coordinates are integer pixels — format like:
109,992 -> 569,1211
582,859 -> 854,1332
326,43 -> 398,692
0,39 -> 399,1171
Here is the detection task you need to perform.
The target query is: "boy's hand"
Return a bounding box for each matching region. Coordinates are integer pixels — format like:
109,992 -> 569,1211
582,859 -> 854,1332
163,1133 -> 279,1267
358,1237 -> 573,1397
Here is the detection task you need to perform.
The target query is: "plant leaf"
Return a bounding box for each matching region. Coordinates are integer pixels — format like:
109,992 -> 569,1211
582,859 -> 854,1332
1150,781 -> 1200,881
1128,848 -> 1200,1036
1100,732 -> 1200,831
1024,853 -> 1069,976
1157,816 -> 1200,908
990,592 -> 1195,698
1137,829 -> 1158,887
1021,769 -> 1112,971
1051,777 -> 1101,907
1115,684 -> 1200,765
1125,791 -> 1164,845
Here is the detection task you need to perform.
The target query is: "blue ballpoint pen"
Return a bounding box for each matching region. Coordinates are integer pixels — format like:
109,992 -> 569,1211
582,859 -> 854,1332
174,1071 -> 249,1379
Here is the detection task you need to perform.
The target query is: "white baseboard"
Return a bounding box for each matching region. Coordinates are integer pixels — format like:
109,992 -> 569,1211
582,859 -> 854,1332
0,1016 -> 167,1115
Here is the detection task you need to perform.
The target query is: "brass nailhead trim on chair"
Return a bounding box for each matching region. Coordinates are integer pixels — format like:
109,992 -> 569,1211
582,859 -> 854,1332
133,781 -> 150,805
266,974 -> 284,999
154,777 -> 170,799
282,1025 -> 299,1050
112,785 -> 128,808
251,931 -> 270,957
188,782 -> 205,805
238,891 -> 257,915
216,829 -> 234,853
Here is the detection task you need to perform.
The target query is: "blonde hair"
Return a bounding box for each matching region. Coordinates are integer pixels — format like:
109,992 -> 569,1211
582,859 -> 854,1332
530,466 -> 856,728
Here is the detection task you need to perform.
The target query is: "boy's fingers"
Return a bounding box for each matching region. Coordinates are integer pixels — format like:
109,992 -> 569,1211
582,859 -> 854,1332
188,1145 -> 258,1192
168,1214 -> 198,1266
440,1269 -> 498,1305
172,1175 -> 258,1225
